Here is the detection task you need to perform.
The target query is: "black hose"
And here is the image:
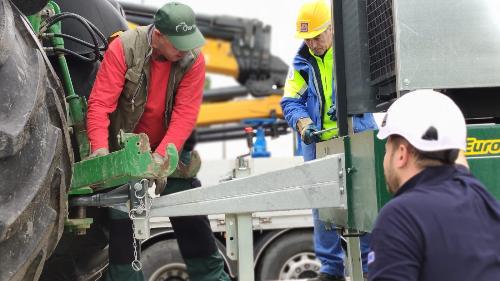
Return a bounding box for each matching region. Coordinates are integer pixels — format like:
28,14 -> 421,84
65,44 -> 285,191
41,12 -> 108,62
46,33 -> 107,51
44,12 -> 108,50
42,13 -> 99,61
47,47 -> 96,63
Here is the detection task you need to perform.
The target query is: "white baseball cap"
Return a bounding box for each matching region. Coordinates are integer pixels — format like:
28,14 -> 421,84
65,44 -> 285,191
377,89 -> 466,151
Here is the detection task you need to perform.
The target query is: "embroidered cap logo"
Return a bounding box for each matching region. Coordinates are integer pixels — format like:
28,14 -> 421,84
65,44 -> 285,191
175,22 -> 196,33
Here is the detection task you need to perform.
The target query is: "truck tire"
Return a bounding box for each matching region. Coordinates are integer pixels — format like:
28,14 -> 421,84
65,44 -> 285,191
0,1 -> 73,281
257,230 -> 321,281
141,239 -> 189,281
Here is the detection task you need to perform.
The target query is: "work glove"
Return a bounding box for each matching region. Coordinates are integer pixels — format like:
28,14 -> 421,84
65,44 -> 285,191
87,147 -> 109,159
327,104 -> 337,121
301,124 -> 321,145
152,152 -> 168,195
170,150 -> 201,179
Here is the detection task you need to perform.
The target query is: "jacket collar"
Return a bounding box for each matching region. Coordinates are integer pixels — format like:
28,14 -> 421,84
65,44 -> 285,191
394,165 -> 460,197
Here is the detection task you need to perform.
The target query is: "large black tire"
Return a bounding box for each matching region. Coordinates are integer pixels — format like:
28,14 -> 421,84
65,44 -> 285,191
141,239 -> 190,281
0,1 -> 73,281
257,230 -> 321,281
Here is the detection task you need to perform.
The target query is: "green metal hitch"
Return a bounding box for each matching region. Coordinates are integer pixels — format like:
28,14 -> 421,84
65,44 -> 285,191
71,131 -> 179,192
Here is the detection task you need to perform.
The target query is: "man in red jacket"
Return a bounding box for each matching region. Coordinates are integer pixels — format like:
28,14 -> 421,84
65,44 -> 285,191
87,2 -> 229,281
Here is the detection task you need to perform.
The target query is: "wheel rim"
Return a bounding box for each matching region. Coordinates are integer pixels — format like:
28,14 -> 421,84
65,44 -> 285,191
278,252 -> 321,279
148,263 -> 189,281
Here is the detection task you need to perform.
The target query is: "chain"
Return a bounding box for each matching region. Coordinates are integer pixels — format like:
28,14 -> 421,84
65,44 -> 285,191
128,179 -> 154,272
131,222 -> 142,271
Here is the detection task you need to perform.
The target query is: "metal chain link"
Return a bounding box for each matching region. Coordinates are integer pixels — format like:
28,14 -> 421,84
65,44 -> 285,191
131,223 -> 142,271
129,179 -> 154,272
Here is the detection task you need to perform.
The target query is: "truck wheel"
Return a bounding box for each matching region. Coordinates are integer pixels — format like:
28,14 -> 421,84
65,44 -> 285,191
141,239 -> 189,281
0,1 -> 73,281
258,230 -> 321,280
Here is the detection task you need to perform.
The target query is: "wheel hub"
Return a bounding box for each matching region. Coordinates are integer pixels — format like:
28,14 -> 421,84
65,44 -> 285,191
279,252 -> 321,279
148,263 -> 189,281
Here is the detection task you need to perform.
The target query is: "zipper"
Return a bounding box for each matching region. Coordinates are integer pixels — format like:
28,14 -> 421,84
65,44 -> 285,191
130,73 -> 144,112
130,50 -> 152,112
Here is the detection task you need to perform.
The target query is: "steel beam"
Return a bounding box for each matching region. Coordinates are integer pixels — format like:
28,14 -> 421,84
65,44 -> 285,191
150,154 -> 347,217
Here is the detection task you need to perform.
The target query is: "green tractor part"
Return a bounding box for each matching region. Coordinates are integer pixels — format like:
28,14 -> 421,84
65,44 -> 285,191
71,132 -> 179,192
39,1 -> 91,159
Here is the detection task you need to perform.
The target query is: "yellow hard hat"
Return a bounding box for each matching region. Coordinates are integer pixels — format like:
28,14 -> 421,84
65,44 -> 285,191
295,0 -> 331,39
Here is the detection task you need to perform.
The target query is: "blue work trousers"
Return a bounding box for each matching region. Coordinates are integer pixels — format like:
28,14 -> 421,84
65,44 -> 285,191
313,208 -> 370,276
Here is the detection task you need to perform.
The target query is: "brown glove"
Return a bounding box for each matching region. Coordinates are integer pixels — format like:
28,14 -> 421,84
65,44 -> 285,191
152,152 -> 168,195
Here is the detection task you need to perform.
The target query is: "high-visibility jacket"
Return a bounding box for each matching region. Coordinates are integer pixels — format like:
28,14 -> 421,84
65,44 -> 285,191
281,43 -> 377,161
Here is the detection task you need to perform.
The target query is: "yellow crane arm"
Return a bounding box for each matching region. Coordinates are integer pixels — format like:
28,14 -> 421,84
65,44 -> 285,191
198,95 -> 283,126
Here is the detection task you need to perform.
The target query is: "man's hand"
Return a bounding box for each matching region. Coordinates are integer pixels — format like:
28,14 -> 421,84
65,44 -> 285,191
152,152 -> 168,195
302,124 -> 320,145
88,148 -> 109,159
327,105 -> 337,121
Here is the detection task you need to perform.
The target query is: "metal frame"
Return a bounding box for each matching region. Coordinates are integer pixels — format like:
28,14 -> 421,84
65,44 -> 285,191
146,154 -> 365,280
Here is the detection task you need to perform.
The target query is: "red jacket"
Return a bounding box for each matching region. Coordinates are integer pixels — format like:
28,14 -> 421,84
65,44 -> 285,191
87,37 -> 205,156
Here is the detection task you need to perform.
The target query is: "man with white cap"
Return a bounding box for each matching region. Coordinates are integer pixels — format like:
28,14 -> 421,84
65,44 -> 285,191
369,89 -> 500,280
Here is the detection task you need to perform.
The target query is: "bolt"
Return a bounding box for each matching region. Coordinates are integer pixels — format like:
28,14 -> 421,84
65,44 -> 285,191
134,183 -> 143,191
403,78 -> 410,86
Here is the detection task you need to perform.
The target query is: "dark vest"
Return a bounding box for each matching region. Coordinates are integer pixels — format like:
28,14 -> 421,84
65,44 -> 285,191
108,25 -> 200,151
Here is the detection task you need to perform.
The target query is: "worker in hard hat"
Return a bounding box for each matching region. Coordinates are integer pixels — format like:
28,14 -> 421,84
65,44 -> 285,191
86,2 -> 229,281
280,1 -> 376,280
369,89 -> 500,281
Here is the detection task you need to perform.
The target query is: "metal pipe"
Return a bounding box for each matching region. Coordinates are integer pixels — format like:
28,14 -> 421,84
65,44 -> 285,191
69,192 -> 129,207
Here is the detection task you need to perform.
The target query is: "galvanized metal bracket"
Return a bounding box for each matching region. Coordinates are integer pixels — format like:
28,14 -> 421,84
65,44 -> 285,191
129,180 -> 152,240
151,154 -> 347,217
225,214 -> 238,261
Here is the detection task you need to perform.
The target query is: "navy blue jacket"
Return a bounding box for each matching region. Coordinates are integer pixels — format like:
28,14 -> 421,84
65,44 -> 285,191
369,165 -> 500,281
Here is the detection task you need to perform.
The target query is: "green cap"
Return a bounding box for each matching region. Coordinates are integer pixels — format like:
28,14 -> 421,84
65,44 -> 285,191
154,2 -> 205,51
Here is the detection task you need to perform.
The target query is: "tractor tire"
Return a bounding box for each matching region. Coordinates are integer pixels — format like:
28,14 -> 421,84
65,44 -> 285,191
0,1 -> 73,281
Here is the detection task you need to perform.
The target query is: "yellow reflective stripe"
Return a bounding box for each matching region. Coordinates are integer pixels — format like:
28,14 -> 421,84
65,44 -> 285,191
310,48 -> 336,141
284,69 -> 307,98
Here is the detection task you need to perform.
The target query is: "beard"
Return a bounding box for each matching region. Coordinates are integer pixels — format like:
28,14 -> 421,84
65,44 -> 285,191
384,160 -> 400,194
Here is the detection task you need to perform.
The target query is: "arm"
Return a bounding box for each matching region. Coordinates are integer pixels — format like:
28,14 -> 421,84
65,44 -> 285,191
369,203 -> 423,281
86,38 -> 127,152
353,113 -> 378,133
280,68 -> 311,131
155,54 -> 206,157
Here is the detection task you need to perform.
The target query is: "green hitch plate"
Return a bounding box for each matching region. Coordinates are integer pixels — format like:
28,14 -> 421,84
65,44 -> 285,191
70,132 -> 179,191
65,218 -> 93,233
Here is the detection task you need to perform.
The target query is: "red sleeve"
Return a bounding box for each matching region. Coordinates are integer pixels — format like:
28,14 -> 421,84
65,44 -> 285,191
155,54 -> 205,156
86,38 -> 127,152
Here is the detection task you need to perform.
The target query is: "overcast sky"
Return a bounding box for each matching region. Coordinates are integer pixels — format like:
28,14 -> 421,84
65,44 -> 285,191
121,0 -> 312,160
